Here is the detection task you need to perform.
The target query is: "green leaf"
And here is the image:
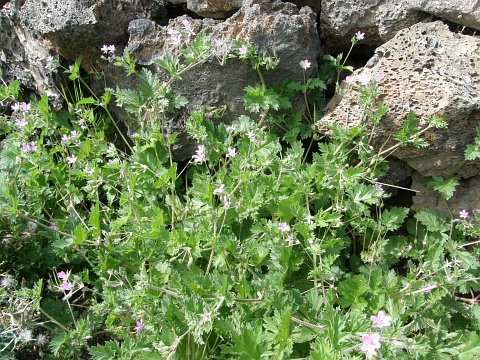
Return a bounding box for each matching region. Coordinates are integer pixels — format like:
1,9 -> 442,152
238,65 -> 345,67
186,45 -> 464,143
381,207 -> 409,231
72,224 -> 88,245
89,341 -> 120,360
459,332 -> 480,360
337,275 -> 369,309
425,176 -> 459,200
414,210 -> 449,233
465,144 -> 480,161
38,94 -> 50,121
89,202 -> 100,237
76,97 -> 96,106
428,114 -> 448,129
66,56 -> 82,81
243,84 -> 280,113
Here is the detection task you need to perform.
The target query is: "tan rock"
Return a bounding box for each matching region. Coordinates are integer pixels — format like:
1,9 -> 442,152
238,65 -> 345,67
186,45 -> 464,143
320,21 -> 480,178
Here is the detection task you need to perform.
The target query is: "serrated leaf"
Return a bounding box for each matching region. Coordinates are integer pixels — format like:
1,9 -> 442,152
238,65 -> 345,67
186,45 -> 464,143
381,207 -> 409,231
425,176 -> 459,200
89,341 -> 120,360
72,224 -> 88,245
465,144 -> 480,161
337,275 -> 369,309
89,202 -> 100,237
459,332 -> 480,360
414,210 -> 449,233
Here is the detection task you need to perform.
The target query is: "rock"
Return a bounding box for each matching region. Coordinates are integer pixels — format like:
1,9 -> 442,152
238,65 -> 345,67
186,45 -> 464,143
320,21 -> 480,179
320,0 -> 480,53
112,0 -> 320,160
187,0 -> 243,19
0,8 -> 62,106
411,171 -> 480,218
320,0 -> 425,52
410,0 -> 480,33
288,1 -> 320,13
20,0 -> 168,67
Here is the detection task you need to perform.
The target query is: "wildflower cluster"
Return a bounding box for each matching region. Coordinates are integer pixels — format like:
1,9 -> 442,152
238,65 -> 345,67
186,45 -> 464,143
0,26 -> 478,360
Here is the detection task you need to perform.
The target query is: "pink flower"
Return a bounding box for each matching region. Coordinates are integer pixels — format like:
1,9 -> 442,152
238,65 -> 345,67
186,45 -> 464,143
192,144 -> 206,164
20,142 -> 31,153
214,38 -> 223,47
361,333 -> 381,357
278,222 -> 290,233
62,134 -> 71,142
50,223 -> 58,231
375,72 -> 385,82
181,19 -> 195,34
374,183 -> 383,191
61,282 -> 73,291
19,102 -> 31,112
15,118 -> 27,128
167,28 -> 181,45
226,125 -> 235,133
12,102 -> 30,112
345,75 -> 353,84
299,59 -> 311,70
239,45 -> 248,56
357,73 -> 371,86
459,209 -> 469,219
355,31 -> 365,41
20,141 -> 36,153
67,155 -> 77,165
57,271 -> 69,281
227,147 -> 236,158
213,184 -> 225,195
134,321 -> 144,332
370,310 -> 392,329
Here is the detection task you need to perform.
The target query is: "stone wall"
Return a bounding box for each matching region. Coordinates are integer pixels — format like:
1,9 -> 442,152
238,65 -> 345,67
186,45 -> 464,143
1,0 -> 480,217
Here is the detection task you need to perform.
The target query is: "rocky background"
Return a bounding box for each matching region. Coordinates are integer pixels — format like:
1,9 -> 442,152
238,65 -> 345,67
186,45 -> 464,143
1,0 -> 480,218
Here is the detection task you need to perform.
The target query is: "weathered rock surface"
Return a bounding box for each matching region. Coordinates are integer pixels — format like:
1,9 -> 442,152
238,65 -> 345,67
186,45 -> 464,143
114,0 -> 319,159
187,0 -> 243,19
320,0 -> 426,51
411,171 -> 480,217
320,0 -> 480,52
290,0 -> 320,13
20,0 -> 168,67
321,21 -> 480,179
0,8 -> 61,105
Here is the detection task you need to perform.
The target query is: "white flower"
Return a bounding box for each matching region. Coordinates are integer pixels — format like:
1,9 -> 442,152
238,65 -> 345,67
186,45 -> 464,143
67,155 -> 77,165
213,184 -> 225,195
299,59 -> 311,70
18,328 -> 34,344
227,147 -> 237,158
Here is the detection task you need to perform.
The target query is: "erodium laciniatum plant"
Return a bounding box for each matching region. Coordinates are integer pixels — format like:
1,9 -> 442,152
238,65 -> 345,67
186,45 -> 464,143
0,24 -> 479,359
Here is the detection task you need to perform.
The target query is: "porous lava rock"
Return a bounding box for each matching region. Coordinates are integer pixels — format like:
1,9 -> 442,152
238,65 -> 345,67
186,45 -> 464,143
20,0 -> 168,67
0,6 -> 61,105
320,0 -> 480,53
320,21 -> 480,179
320,0 -> 426,52
186,0 -> 243,19
109,0 -> 319,159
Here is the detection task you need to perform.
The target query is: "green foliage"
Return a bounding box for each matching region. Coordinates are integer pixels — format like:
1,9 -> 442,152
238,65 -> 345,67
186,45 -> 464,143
425,176 -> 459,200
0,27 -> 478,360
